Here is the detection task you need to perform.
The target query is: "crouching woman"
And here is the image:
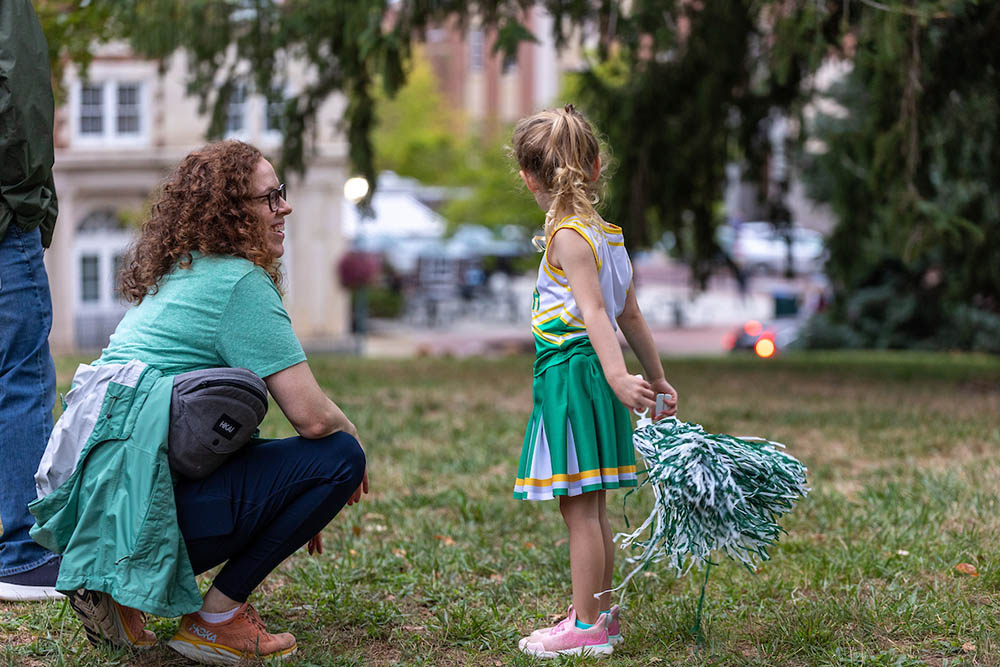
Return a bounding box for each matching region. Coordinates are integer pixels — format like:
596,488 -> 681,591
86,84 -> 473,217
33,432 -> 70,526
29,140 -> 367,664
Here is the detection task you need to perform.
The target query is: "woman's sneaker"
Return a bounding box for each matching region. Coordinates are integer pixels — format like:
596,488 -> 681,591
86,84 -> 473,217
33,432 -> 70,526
167,602 -> 296,665
67,589 -> 156,649
519,606 -> 613,658
607,604 -> 623,646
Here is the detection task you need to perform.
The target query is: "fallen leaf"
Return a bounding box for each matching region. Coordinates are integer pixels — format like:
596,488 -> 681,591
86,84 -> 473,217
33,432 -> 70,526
402,625 -> 425,632
490,573 -> 504,582
524,541 -> 535,549
435,534 -> 456,546
392,548 -> 407,558
955,563 -> 979,576
363,512 -> 385,521
352,525 -> 362,537
962,642 -> 976,653
648,659 -> 663,664
349,549 -> 359,556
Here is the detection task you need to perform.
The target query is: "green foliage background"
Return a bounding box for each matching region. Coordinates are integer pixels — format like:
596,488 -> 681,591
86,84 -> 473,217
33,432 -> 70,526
801,2 -> 1000,352
371,53 -> 540,233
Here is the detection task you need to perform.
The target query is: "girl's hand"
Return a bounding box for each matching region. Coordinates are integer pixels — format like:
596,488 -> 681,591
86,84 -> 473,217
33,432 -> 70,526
306,533 -> 323,555
609,373 -> 655,412
651,378 -> 679,419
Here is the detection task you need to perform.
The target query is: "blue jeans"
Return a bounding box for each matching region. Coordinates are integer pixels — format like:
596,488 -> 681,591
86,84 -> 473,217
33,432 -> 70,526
0,226 -> 58,576
174,432 -> 366,603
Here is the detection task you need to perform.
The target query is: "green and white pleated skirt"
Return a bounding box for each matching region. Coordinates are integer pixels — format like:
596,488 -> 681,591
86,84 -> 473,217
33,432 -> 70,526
513,350 -> 637,500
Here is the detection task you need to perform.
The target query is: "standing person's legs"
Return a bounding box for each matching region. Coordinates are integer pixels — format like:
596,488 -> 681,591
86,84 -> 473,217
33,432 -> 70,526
596,490 -> 623,645
0,226 -> 60,601
519,491 -> 614,658
558,491 -> 605,624
167,432 -> 365,663
595,490 -> 613,611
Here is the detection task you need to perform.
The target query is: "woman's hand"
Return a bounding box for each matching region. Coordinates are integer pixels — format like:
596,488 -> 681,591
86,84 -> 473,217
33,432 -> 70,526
347,467 -> 369,506
608,373 -> 655,412
651,378 -> 679,419
306,533 -> 323,555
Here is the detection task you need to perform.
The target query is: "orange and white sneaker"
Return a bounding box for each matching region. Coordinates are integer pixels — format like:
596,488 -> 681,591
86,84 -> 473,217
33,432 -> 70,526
167,602 -> 297,665
67,589 -> 157,649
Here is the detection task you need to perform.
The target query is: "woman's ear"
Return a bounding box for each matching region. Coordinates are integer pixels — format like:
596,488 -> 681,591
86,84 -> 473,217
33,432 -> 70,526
520,169 -> 539,193
590,156 -> 601,182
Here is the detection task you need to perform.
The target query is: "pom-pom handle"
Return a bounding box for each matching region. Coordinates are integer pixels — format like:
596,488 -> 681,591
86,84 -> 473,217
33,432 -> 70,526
632,374 -> 653,427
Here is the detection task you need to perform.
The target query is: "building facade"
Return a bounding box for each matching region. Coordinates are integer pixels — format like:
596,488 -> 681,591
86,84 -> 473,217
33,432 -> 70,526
421,7 -> 585,134
47,45 -> 351,353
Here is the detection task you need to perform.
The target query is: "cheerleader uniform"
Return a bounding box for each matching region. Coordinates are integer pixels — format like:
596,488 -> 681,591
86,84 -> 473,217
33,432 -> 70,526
513,215 -> 638,501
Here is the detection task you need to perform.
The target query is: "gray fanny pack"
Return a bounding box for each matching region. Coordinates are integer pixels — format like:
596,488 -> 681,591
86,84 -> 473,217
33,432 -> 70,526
167,367 -> 268,480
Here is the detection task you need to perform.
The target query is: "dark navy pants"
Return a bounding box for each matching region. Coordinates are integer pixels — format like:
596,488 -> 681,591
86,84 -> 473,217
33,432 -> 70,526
174,432 -> 365,603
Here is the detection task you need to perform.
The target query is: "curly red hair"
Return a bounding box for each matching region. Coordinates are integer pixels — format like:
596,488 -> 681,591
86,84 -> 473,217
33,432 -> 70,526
120,140 -> 283,304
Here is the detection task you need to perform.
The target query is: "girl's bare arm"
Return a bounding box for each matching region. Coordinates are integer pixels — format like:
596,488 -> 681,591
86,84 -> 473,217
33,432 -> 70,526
617,286 -> 678,417
551,229 -> 654,411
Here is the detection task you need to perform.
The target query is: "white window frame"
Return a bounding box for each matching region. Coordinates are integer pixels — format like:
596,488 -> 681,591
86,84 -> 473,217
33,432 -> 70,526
73,229 -> 133,313
469,30 -> 484,71
261,86 -> 289,145
224,81 -> 250,139
70,79 -> 151,147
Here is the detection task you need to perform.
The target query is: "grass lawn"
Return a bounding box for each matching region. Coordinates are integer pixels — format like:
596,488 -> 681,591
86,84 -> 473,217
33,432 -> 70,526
2,350 -> 999,666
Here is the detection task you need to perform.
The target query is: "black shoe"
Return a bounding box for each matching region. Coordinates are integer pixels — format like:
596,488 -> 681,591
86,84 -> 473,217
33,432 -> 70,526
0,557 -> 63,601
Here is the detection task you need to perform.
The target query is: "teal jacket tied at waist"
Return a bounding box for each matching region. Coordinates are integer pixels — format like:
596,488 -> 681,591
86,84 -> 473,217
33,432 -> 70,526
29,363 -> 203,617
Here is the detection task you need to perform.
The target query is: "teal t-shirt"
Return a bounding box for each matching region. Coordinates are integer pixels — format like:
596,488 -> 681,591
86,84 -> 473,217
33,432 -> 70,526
97,254 -> 306,378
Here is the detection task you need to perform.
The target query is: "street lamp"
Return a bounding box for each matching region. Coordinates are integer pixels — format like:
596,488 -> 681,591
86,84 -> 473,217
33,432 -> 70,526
344,176 -> 369,204
341,176 -> 375,355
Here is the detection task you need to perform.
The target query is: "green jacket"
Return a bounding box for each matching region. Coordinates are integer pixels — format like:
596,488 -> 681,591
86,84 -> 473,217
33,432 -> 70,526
0,0 -> 59,246
29,362 -> 203,617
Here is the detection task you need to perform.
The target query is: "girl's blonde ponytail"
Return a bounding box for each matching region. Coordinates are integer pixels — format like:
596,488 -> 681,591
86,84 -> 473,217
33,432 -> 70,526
512,104 -> 603,249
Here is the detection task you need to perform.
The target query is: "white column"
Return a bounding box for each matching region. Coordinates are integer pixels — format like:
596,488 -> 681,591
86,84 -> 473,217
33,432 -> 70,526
45,176 -> 77,354
283,158 -> 351,348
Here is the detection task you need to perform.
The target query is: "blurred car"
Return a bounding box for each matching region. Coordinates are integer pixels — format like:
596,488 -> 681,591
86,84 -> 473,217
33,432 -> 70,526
724,317 -> 803,358
716,222 -> 826,275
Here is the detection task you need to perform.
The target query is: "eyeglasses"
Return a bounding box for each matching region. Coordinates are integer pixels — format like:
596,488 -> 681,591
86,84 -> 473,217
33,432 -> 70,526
249,183 -> 287,212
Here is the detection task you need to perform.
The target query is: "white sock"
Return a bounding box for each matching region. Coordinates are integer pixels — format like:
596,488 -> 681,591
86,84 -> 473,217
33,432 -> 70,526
197,606 -> 239,624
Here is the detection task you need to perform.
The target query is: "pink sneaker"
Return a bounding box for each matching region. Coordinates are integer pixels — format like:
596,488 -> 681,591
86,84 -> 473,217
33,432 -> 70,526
607,604 -> 623,646
520,605 -> 622,645
519,606 -> 613,658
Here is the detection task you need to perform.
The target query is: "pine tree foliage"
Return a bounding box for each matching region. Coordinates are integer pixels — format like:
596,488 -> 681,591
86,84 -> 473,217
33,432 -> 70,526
802,1 -> 1000,351
68,0 -> 537,205
562,0 -> 836,284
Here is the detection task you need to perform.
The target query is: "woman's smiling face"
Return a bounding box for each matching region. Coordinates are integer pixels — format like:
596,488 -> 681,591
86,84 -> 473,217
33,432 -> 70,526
250,158 -> 292,258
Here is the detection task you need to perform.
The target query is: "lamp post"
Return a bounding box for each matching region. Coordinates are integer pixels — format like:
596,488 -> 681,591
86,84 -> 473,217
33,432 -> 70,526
342,177 -> 373,355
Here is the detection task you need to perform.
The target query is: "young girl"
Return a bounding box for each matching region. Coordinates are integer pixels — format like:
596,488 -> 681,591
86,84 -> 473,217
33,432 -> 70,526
512,105 -> 678,658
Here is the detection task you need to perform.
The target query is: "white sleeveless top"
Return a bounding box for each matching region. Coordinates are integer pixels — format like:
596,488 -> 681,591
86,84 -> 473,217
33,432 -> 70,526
531,215 -> 633,357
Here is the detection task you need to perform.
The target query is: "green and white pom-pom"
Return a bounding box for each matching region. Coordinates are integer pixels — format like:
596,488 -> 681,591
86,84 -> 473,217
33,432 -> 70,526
611,416 -> 809,594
